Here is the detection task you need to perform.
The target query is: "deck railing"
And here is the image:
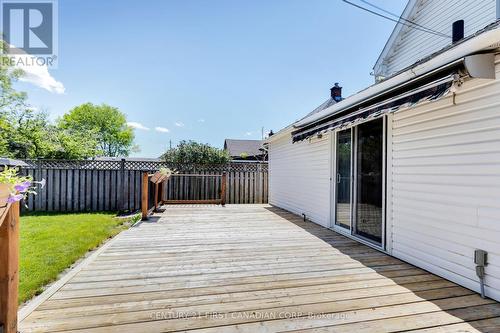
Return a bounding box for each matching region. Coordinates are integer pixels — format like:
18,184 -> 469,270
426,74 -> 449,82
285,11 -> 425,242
141,172 -> 227,220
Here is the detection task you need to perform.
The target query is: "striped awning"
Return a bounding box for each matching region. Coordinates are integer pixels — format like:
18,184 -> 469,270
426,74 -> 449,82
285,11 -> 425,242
291,75 -> 457,143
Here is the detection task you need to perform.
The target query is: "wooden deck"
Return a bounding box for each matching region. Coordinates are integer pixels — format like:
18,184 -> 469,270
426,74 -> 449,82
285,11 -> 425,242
19,205 -> 500,332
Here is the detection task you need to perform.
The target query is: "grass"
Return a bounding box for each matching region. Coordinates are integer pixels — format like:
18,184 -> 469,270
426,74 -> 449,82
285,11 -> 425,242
19,212 -> 138,304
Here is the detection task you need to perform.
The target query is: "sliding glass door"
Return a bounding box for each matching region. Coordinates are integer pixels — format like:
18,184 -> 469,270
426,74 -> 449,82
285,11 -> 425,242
335,129 -> 352,230
333,118 -> 385,247
354,118 -> 384,244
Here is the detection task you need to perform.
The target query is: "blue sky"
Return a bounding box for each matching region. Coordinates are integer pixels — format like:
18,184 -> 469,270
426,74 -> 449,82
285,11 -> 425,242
16,0 -> 406,157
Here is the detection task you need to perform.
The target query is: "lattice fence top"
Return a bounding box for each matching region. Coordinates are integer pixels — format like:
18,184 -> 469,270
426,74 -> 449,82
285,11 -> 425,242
21,159 -> 123,170
20,159 -> 268,172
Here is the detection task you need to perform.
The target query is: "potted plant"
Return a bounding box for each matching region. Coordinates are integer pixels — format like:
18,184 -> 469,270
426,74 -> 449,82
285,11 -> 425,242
0,166 -> 45,208
159,167 -> 173,178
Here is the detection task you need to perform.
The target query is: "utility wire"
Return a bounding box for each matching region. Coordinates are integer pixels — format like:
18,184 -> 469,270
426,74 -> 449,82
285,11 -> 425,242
342,0 -> 451,39
358,0 -> 451,38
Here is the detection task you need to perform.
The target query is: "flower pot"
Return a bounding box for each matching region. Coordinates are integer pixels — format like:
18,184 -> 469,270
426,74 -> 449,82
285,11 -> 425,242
0,183 -> 10,208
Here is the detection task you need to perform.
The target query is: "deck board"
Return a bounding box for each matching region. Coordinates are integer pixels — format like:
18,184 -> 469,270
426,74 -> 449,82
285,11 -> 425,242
19,204 -> 500,332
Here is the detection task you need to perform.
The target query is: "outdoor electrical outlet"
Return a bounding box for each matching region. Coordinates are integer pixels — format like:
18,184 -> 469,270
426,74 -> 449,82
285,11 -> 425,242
474,249 -> 488,298
475,249 -> 488,266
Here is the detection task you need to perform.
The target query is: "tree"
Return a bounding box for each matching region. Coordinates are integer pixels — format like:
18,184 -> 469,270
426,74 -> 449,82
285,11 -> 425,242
161,140 -> 230,165
58,103 -> 135,157
0,39 -> 29,157
0,41 -> 27,115
0,40 -> 125,159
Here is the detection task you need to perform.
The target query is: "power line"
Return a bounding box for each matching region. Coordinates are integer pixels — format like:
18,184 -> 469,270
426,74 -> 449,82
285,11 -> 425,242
342,0 -> 450,39
358,0 -> 451,38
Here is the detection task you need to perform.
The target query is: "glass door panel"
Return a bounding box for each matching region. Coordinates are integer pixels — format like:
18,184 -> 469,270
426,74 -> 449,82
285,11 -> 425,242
335,129 -> 352,230
355,118 -> 383,245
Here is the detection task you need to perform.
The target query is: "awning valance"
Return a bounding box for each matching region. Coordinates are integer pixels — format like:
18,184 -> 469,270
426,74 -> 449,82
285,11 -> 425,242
291,75 -> 456,143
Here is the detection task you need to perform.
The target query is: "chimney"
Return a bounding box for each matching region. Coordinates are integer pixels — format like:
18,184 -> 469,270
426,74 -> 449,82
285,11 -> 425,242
330,83 -> 342,102
452,20 -> 464,44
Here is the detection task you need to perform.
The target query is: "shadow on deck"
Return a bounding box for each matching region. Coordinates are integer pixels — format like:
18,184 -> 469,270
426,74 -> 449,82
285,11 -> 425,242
18,204 -> 500,332
264,205 -> 500,332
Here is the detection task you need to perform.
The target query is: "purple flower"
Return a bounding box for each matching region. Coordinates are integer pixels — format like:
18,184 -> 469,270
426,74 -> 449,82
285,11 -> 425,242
7,194 -> 24,203
14,181 -> 31,192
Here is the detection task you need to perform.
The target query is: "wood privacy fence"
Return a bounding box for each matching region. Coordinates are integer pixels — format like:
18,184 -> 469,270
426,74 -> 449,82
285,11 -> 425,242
19,160 -> 268,212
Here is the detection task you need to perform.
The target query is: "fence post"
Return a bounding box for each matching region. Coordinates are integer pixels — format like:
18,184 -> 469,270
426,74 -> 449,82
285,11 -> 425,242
221,172 -> 227,206
36,160 -> 42,211
119,158 -> 126,212
0,202 -> 20,333
256,163 -> 262,204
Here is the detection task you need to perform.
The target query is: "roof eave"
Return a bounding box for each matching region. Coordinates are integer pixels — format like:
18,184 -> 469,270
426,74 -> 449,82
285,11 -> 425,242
373,0 -> 420,76
295,23 -> 500,128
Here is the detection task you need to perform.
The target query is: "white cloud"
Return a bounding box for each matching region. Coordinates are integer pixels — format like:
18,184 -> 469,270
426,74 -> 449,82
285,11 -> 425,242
18,63 -> 65,94
9,45 -> 65,94
127,122 -> 150,130
198,118 -> 205,123
175,121 -> 185,127
155,127 -> 170,133
245,131 -> 253,136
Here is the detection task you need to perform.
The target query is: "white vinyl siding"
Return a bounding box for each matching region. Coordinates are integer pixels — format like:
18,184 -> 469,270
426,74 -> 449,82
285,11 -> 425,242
389,54 -> 500,301
268,133 -> 331,227
377,0 -> 496,77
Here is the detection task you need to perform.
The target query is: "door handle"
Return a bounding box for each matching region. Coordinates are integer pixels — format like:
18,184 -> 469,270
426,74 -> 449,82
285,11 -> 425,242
337,173 -> 341,183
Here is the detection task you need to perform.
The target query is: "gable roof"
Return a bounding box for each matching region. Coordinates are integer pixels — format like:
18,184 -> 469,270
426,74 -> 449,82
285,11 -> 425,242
373,0 -> 420,77
223,139 -> 264,158
373,0 -> 497,79
291,21 -> 500,129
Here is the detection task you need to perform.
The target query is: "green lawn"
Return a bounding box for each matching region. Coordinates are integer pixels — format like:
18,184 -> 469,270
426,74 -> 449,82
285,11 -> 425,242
19,212 -> 134,303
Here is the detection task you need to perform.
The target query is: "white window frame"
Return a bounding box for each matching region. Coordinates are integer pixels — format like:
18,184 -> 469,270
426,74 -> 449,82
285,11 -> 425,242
329,115 -> 388,253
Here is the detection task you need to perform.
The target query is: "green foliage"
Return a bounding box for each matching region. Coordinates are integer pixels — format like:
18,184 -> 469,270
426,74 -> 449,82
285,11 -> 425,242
0,40 -> 27,115
161,140 -> 230,165
0,45 -> 136,159
0,165 -> 32,187
19,212 -> 130,303
59,103 -> 135,157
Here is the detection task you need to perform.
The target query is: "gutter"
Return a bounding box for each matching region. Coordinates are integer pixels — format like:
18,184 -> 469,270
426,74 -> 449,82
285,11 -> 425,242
264,125 -> 294,144
295,24 -> 500,128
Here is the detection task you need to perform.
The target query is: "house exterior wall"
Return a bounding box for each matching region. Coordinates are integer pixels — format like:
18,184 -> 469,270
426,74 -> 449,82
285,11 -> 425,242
389,54 -> 500,301
268,132 -> 331,227
375,0 -> 496,78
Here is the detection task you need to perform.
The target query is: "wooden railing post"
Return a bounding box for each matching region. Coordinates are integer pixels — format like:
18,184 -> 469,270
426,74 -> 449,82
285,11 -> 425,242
0,202 -> 20,333
141,172 -> 149,220
221,172 -> 227,206
154,182 -> 159,212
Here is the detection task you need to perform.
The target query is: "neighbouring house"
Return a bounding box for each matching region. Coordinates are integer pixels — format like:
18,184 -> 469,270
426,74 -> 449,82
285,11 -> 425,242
266,0 -> 500,302
224,139 -> 267,161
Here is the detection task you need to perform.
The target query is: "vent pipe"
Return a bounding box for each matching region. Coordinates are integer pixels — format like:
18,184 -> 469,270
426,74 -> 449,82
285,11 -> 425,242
452,20 -> 465,44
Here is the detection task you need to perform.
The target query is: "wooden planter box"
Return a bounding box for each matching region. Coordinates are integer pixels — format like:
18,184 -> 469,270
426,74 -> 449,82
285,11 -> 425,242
0,195 -> 19,333
0,183 -> 10,212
